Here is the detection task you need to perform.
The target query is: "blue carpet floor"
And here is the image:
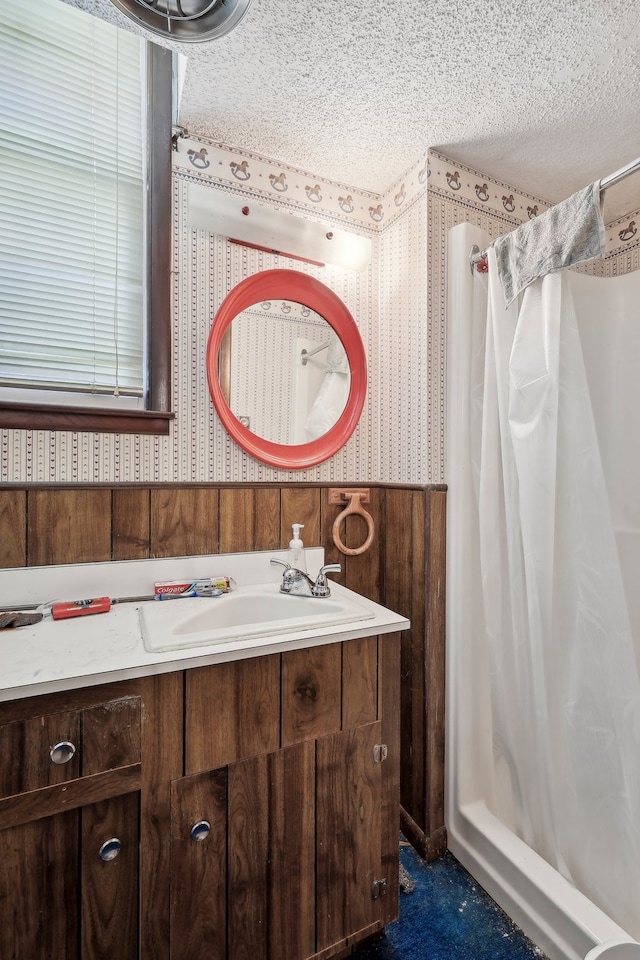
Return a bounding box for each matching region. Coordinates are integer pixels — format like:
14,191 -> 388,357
351,846 -> 548,960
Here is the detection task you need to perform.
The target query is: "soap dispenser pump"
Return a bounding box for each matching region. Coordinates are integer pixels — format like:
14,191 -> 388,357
288,523 -> 306,572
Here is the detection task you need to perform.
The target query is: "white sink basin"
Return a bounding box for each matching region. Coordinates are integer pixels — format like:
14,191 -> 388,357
139,581 -> 376,653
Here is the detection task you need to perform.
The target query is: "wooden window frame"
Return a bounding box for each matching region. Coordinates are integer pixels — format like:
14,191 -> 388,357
0,43 -> 174,437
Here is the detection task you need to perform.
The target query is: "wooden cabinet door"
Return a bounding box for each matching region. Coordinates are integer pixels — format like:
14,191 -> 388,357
267,741 -> 316,960
170,768 -> 228,960
80,792 -> 140,960
0,810 -> 79,960
316,720 -> 385,953
170,758 -> 273,960
0,792 -> 139,960
171,741 -> 317,960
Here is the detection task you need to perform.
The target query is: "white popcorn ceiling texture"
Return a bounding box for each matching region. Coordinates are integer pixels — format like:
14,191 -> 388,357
71,0 -> 640,221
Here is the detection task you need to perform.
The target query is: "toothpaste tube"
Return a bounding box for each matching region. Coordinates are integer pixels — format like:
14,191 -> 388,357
154,577 -> 230,599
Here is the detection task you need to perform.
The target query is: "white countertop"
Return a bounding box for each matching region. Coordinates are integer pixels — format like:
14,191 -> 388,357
0,549 -> 410,702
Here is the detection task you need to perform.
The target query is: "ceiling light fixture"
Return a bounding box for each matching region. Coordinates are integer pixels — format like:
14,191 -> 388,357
108,0 -> 253,42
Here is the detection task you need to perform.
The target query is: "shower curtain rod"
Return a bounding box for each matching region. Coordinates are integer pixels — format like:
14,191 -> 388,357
600,154 -> 640,190
300,341 -> 330,365
469,154 -> 640,272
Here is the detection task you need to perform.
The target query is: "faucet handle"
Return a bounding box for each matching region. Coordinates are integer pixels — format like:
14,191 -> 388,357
271,557 -> 314,595
313,563 -> 341,597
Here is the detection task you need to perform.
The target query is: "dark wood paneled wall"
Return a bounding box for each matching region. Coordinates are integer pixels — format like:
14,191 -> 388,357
0,482 -> 446,858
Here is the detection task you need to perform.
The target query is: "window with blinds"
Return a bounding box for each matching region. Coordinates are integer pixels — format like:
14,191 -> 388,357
0,0 -> 149,409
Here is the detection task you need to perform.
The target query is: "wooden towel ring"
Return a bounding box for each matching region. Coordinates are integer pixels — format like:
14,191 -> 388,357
331,490 -> 375,556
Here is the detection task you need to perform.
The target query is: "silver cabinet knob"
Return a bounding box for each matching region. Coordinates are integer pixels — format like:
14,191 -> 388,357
190,820 -> 211,842
49,741 -> 76,765
99,838 -> 122,861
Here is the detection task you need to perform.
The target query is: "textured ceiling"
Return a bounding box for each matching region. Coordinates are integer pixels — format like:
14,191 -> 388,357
70,0 -> 640,221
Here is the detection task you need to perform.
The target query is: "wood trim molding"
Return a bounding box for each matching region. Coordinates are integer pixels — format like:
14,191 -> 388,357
0,765 -> 142,831
400,804 -> 447,861
146,43 -> 172,415
0,403 -> 174,435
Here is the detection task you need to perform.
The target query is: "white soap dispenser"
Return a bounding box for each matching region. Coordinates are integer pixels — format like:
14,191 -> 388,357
288,523 -> 307,572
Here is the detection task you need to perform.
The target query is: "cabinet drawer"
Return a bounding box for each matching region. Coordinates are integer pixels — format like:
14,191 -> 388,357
0,696 -> 141,798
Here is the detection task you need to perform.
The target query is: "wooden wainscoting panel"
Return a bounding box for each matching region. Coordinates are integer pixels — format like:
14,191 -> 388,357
337,486 -> 385,604
407,489 -> 427,824
0,489 -> 26,568
424,488 -> 447,841
112,488 -> 151,560
219,487 -> 281,553
27,488 -> 111,565
320,487 -> 347,587
382,488 -> 415,620
219,487 -> 256,553
280,487 -> 321,547
254,487 -> 282,550
150,487 -> 219,558
383,489 -> 415,818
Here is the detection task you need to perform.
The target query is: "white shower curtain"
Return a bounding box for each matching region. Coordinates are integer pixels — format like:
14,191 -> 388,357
468,239 -> 640,938
304,334 -> 350,440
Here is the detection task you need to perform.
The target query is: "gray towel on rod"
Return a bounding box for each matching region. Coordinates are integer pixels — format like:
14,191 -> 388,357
492,180 -> 605,306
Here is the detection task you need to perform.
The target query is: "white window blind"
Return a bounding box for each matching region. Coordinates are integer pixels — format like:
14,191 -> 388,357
0,0 -> 146,402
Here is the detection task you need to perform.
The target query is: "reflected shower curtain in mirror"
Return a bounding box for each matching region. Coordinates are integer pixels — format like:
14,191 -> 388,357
472,241 -> 640,938
305,334 -> 350,440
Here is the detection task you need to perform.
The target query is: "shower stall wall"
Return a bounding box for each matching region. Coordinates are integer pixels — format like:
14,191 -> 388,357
445,222 -> 640,960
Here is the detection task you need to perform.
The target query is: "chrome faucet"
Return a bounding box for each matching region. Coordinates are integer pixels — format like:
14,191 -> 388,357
270,558 -> 341,597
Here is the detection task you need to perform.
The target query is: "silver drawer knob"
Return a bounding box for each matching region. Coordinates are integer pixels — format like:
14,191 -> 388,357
99,838 -> 122,861
190,820 -> 211,842
49,741 -> 76,765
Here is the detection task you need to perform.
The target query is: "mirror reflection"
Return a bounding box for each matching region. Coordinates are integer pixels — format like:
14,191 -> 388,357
219,299 -> 351,444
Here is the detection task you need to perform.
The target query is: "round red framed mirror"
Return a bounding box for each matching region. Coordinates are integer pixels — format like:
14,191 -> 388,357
206,269 -> 367,469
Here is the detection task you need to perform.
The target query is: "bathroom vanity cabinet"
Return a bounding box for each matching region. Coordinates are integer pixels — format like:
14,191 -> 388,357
0,632 -> 400,960
0,674 -> 181,960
